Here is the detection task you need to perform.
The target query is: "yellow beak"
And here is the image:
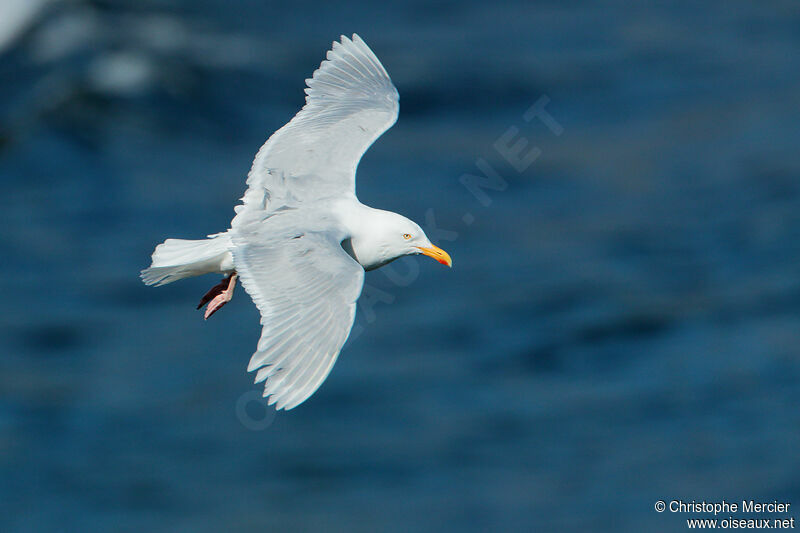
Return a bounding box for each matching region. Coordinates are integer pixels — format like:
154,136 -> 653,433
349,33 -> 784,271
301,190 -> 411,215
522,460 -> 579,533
417,245 -> 452,267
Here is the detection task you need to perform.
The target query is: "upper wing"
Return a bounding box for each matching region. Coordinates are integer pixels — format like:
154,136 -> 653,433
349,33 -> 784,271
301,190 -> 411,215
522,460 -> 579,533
231,223 -> 364,410
234,34 -> 398,220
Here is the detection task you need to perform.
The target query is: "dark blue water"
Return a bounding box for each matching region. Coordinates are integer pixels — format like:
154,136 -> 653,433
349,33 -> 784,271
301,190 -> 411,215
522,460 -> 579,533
2,1 -> 800,531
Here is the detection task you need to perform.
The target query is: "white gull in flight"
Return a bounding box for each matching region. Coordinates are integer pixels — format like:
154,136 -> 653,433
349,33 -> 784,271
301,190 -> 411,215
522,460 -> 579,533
141,34 -> 451,410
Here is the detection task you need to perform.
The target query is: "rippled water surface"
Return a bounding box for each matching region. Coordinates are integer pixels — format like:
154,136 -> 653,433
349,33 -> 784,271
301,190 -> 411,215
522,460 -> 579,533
2,1 -> 800,531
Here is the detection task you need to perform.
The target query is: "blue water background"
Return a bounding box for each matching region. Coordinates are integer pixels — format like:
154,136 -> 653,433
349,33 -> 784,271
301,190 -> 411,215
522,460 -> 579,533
2,1 -> 800,531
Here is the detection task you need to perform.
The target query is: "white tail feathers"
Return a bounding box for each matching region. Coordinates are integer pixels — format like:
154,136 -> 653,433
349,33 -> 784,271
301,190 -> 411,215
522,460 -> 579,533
140,233 -> 234,286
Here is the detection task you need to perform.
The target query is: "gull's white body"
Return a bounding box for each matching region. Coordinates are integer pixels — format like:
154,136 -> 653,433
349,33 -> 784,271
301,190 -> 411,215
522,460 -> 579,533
141,35 -> 449,410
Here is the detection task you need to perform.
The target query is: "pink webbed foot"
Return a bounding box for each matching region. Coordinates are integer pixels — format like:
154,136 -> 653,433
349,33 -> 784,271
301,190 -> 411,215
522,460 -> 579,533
197,273 -> 238,320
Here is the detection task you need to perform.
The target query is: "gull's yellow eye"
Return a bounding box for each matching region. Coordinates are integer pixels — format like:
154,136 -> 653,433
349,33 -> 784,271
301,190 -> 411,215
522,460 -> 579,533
403,233 -> 412,240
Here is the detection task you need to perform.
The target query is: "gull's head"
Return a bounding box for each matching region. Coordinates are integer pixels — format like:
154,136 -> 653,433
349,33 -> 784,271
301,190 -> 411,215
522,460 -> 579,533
377,212 -> 452,268
346,208 -> 452,271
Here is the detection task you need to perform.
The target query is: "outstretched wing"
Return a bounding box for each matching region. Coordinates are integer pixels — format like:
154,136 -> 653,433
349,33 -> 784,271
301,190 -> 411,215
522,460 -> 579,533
234,33 -> 398,222
231,223 -> 364,410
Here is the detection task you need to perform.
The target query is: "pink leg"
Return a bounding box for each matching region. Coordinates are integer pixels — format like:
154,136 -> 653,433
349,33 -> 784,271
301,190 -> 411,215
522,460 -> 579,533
197,275 -> 232,310
197,273 -> 238,320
